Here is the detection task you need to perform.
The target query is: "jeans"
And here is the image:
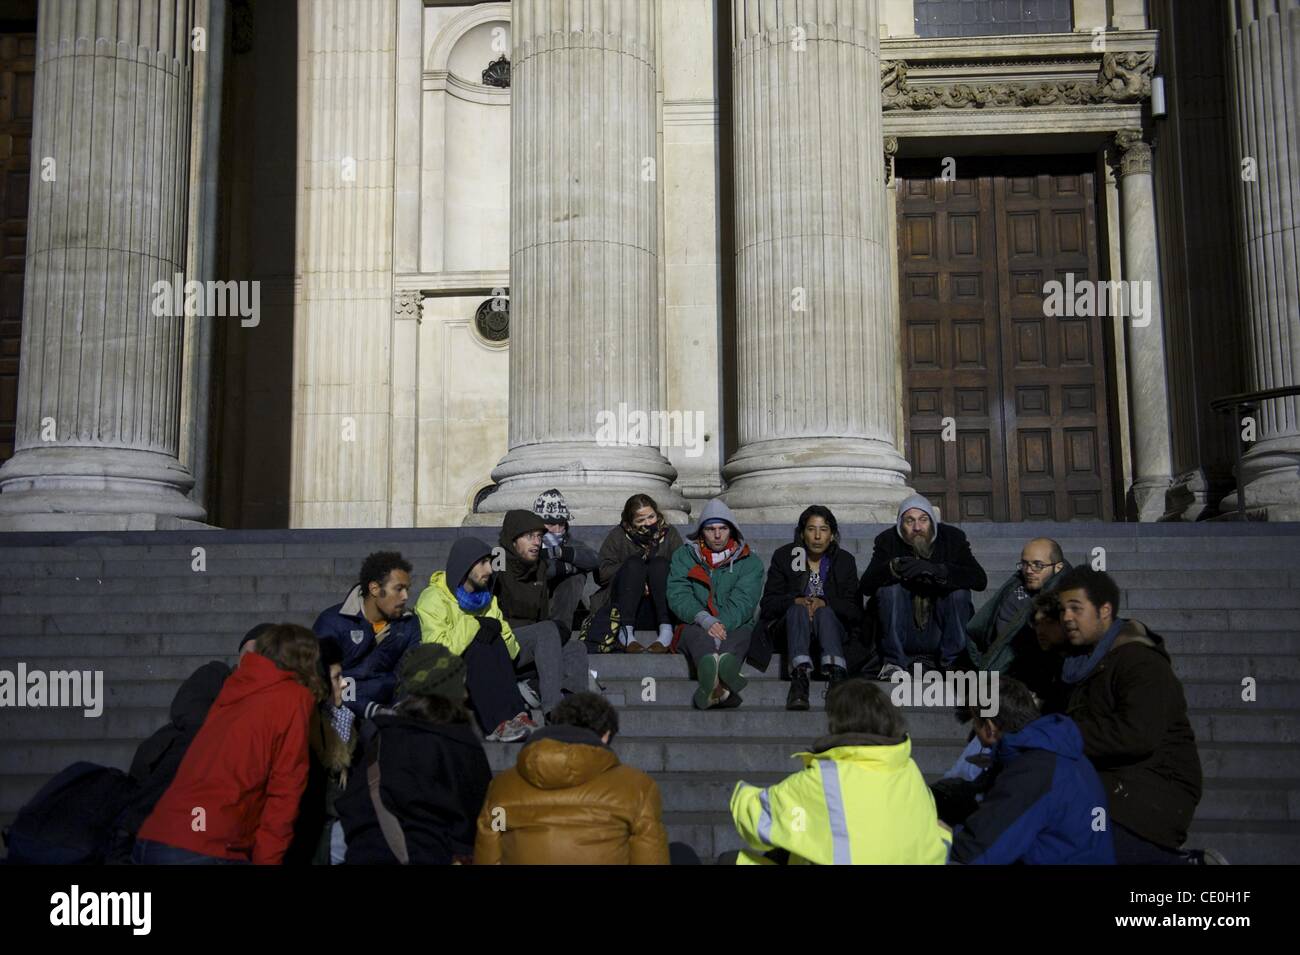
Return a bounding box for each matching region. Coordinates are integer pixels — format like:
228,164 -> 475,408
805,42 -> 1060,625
1112,822 -> 1193,865
462,637 -> 527,733
132,838 -> 247,865
785,604 -> 847,670
549,573 -> 588,639
875,583 -> 974,668
611,556 -> 673,632
513,620 -> 588,713
679,623 -> 753,666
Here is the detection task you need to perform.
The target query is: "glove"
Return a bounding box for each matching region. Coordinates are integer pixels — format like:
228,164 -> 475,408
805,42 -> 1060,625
899,559 -> 936,581
474,617 -> 503,646
543,531 -> 564,550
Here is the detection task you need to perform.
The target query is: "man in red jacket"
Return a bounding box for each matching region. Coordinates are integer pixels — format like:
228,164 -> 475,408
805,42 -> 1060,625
134,625 -> 322,864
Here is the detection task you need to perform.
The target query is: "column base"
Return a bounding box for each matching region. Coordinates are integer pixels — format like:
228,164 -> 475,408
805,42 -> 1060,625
1127,475 -> 1173,522
1219,439 -> 1300,521
465,441 -> 691,526
0,446 -> 208,531
720,437 -> 913,524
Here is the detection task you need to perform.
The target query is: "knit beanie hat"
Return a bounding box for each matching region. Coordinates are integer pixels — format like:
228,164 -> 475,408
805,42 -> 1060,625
395,643 -> 467,702
533,488 -> 572,523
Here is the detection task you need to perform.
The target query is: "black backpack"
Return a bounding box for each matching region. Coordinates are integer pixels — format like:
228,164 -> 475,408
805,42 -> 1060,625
3,762 -> 140,864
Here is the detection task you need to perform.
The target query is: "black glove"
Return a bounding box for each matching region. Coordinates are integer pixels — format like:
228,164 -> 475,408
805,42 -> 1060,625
902,559 -> 948,583
474,617 -> 503,646
898,558 -> 931,581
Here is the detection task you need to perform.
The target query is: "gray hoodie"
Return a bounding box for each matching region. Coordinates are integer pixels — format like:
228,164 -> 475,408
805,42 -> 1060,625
688,498 -> 746,568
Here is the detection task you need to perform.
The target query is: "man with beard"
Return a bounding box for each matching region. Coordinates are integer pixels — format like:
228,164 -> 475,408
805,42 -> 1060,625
859,495 -> 987,678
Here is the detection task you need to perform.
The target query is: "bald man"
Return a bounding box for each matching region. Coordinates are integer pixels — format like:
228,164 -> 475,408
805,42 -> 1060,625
966,538 -> 1069,696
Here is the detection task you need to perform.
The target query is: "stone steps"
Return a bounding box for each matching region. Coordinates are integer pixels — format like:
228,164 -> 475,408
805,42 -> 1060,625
2,522 -> 1298,863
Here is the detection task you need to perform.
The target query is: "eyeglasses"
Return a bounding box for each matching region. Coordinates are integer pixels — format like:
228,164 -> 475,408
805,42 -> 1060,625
1017,560 -> 1058,572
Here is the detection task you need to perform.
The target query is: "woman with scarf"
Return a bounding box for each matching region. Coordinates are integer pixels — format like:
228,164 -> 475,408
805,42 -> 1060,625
757,505 -> 862,711
589,494 -> 685,652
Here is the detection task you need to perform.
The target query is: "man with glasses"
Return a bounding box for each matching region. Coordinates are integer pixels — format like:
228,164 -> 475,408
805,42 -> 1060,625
965,538 -> 1070,694
494,509 -> 590,722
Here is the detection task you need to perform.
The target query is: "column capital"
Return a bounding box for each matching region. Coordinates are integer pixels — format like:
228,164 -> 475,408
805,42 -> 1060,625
394,289 -> 424,322
884,135 -> 899,186
1115,128 -> 1152,176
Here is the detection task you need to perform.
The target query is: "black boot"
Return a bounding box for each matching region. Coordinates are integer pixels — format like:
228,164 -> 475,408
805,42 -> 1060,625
823,665 -> 847,699
786,666 -> 811,711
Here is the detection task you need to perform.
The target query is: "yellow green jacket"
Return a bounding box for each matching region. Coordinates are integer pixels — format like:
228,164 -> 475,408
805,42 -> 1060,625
730,735 -> 952,865
414,571 -> 520,661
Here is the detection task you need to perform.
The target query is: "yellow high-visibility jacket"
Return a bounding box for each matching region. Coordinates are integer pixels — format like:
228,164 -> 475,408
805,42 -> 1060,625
414,571 -> 520,660
730,735 -> 951,865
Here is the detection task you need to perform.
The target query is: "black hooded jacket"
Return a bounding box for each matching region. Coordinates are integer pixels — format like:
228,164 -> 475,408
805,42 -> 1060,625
117,660 -> 232,839
493,509 -> 551,628
337,713 -> 492,865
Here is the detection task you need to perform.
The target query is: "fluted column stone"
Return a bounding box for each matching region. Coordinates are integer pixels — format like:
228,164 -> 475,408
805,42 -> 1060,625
721,0 -> 912,523
472,0 -> 687,524
1115,129 -> 1176,521
1223,0 -> 1300,518
0,0 -> 205,529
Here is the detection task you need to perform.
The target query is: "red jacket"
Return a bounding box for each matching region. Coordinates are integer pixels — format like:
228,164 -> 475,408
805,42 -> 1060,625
137,652 -> 314,864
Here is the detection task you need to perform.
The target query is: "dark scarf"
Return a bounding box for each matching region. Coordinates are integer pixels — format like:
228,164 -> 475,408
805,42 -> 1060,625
907,531 -> 936,631
1061,618 -> 1125,684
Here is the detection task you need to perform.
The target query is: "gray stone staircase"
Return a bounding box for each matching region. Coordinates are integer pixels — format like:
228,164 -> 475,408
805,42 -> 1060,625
2,523 -> 1299,863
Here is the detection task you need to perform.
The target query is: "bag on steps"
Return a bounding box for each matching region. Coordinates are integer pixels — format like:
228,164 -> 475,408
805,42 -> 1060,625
2,761 -> 139,865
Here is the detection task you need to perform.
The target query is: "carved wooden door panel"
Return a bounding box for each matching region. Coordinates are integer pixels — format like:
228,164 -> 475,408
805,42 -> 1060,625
899,165 -> 1115,522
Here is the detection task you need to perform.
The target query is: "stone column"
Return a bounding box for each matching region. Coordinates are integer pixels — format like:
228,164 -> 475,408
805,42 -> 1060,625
722,0 -> 911,523
1115,129 -> 1176,521
290,0 -> 397,528
0,0 -> 206,530
472,0 -> 688,524
1222,0 -> 1300,519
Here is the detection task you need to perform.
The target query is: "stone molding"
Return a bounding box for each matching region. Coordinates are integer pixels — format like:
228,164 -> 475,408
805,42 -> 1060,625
882,50 -> 1153,111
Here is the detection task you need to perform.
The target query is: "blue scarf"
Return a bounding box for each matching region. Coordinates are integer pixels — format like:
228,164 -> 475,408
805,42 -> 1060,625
455,584 -> 492,613
1061,618 -> 1125,685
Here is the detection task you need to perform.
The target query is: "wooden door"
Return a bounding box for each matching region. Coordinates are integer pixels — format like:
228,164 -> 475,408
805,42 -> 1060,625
898,161 -> 1115,522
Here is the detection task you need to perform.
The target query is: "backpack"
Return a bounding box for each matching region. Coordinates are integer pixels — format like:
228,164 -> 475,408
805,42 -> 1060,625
579,604 -> 623,654
3,762 -> 140,865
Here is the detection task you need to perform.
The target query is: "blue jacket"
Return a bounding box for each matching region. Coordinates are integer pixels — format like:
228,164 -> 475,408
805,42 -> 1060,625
312,585 -> 421,719
951,714 -> 1115,865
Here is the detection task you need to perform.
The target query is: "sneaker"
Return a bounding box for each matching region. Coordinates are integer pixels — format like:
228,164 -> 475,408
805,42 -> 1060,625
877,663 -> 906,681
693,653 -> 720,709
513,712 -> 539,735
517,680 -> 542,710
485,718 -> 528,743
717,653 -> 749,694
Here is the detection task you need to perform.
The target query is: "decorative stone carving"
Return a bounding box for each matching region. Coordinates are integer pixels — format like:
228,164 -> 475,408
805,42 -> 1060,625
482,54 -> 510,88
394,290 -> 423,322
474,294 -> 509,344
882,51 -> 1154,111
883,135 -> 899,185
1114,128 -> 1152,176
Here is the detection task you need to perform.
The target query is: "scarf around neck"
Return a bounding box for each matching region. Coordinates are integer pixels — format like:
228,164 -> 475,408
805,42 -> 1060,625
1061,618 -> 1125,684
454,583 -> 492,612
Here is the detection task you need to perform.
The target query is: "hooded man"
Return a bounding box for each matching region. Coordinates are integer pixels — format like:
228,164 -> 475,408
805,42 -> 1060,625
859,494 -> 987,677
532,488 -> 600,633
493,508 -> 589,720
667,499 -> 764,710
966,537 -> 1071,696
413,536 -> 533,743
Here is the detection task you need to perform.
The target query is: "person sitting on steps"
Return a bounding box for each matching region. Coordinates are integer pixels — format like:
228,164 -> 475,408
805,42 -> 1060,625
589,493 -> 684,653
757,505 -> 861,711
667,499 -> 764,710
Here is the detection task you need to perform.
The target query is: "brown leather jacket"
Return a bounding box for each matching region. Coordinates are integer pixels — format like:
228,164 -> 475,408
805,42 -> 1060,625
474,725 -> 669,864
